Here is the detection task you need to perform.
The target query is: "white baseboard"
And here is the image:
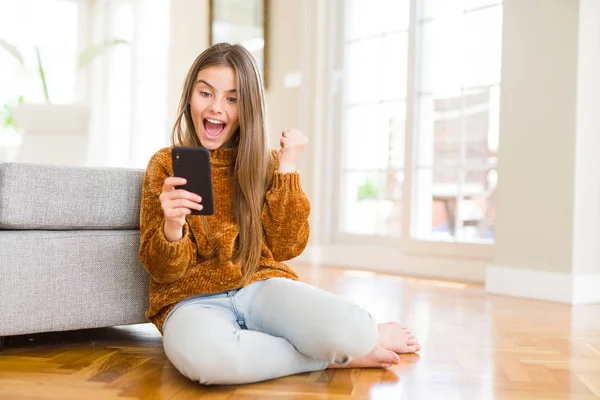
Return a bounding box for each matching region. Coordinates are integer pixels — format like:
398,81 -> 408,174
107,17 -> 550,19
290,244 -> 486,283
486,265 -> 600,304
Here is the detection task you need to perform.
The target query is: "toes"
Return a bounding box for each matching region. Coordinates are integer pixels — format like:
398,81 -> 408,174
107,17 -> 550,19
401,344 -> 421,354
382,349 -> 400,364
407,338 -> 418,345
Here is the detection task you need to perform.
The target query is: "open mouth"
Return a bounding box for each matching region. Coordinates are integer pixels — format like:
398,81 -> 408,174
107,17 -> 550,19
203,118 -> 226,138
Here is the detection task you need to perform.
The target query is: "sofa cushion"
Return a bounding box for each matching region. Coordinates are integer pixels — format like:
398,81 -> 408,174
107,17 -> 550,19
0,162 -> 144,230
0,230 -> 149,336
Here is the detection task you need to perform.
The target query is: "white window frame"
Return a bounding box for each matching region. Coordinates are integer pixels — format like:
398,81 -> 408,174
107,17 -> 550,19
329,0 -> 498,261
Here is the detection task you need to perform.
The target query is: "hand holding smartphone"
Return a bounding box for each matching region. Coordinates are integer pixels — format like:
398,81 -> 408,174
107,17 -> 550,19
171,147 -> 215,216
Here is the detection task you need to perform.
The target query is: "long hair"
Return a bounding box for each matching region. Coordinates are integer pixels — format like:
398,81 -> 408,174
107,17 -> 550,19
171,43 -> 272,284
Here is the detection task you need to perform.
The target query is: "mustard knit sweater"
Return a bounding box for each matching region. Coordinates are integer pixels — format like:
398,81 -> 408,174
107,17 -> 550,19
139,147 -> 309,334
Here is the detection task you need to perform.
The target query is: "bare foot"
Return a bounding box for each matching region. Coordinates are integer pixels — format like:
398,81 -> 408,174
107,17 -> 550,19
328,346 -> 400,369
376,322 -> 421,353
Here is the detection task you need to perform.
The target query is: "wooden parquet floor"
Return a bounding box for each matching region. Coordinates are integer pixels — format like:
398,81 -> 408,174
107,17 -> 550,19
1,264 -> 600,399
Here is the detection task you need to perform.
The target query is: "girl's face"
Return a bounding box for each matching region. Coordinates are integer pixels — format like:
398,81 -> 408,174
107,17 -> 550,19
190,65 -> 240,150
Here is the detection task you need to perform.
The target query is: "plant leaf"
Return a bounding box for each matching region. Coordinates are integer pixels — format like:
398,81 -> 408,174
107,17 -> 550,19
35,46 -> 51,103
78,39 -> 127,69
0,98 -> 22,130
0,38 -> 24,65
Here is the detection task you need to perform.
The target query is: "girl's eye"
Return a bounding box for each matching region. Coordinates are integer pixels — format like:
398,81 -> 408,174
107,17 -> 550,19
200,91 -> 211,98
227,97 -> 237,103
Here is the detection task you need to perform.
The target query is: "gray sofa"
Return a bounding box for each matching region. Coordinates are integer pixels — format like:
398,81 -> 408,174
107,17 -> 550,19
0,162 -> 150,349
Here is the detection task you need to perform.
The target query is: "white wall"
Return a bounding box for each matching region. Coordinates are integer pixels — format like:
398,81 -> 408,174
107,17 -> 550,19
493,0 -> 579,274
265,0 -> 303,141
487,0 -> 600,303
572,0 -> 600,276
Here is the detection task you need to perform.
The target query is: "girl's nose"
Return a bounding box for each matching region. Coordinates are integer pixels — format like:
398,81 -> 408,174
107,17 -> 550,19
208,99 -> 223,114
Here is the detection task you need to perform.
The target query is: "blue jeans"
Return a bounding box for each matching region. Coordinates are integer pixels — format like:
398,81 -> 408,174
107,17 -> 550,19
162,277 -> 378,385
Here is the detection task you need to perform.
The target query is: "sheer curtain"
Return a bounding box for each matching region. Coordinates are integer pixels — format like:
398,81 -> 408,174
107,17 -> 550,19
87,0 -> 171,168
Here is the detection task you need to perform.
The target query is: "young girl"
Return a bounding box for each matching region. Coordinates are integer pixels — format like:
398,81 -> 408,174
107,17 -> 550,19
139,43 -> 420,385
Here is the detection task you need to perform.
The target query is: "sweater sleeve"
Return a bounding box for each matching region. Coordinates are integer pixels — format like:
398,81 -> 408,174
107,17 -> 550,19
139,149 -> 197,283
262,169 -> 311,262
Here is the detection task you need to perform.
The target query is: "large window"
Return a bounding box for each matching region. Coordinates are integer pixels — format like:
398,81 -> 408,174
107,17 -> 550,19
414,0 -> 502,243
337,0 -> 502,245
339,0 -> 410,238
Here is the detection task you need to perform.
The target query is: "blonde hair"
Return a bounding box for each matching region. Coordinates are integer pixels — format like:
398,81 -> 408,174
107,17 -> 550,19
171,43 -> 273,284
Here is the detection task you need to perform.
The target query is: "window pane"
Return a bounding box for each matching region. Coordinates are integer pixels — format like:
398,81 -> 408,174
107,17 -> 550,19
343,102 -> 405,170
487,85 -> 500,156
414,168 -> 459,240
421,0 -> 466,20
465,168 -> 492,193
464,86 -> 499,165
381,32 -> 408,101
418,94 -> 463,167
345,0 -> 409,41
414,167 -> 497,242
413,2 -> 502,244
384,101 -> 406,169
340,170 -> 403,237
345,0 -> 384,40
338,0 -> 410,240
343,37 -> 382,105
381,0 -> 410,32
464,6 -> 503,87
461,168 -> 497,241
343,105 -> 387,170
420,17 -> 466,93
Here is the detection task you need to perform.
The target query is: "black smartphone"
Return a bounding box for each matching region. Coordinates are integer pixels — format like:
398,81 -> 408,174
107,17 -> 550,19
171,146 -> 215,215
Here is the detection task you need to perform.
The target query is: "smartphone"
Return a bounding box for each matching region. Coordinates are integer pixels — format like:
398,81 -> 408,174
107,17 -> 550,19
171,146 -> 215,215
